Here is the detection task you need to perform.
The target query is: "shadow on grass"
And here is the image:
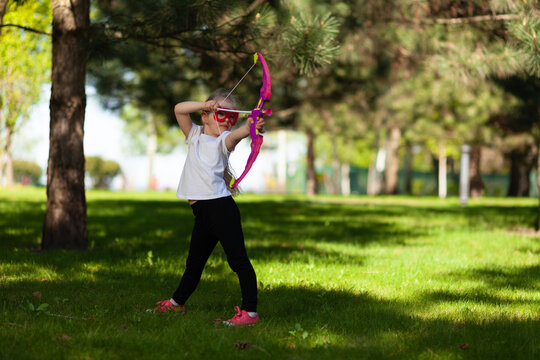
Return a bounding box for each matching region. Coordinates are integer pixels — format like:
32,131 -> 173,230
2,270 -> 539,360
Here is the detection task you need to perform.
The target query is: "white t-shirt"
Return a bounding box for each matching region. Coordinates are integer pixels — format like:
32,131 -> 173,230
176,125 -> 232,200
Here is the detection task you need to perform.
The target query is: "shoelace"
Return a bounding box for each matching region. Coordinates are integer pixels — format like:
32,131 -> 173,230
232,306 -> 243,319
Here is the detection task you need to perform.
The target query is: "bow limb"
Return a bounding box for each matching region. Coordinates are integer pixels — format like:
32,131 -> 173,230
230,52 -> 272,189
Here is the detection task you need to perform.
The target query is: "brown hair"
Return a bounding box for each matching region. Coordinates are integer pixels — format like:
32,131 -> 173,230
205,90 -> 241,196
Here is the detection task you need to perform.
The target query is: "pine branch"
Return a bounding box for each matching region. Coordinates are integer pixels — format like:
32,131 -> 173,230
399,13 -> 519,25
0,23 -> 51,36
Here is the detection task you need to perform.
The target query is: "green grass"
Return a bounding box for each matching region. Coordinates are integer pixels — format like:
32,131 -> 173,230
1,187 -> 539,359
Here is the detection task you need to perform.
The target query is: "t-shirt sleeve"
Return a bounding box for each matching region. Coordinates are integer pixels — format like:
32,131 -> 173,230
185,124 -> 202,145
220,131 -> 232,155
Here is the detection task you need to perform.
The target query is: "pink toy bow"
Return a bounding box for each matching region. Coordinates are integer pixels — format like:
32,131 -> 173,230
219,52 -> 272,189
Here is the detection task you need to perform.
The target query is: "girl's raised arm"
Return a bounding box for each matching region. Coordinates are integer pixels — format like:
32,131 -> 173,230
174,101 -> 218,138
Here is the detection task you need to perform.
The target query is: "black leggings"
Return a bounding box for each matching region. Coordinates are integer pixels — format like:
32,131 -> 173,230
172,196 -> 257,312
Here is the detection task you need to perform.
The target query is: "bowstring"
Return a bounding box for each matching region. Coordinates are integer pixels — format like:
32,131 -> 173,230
222,61 -> 257,104
220,59 -> 259,191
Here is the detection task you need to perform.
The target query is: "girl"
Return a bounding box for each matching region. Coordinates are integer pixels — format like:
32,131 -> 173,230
153,90 -> 264,326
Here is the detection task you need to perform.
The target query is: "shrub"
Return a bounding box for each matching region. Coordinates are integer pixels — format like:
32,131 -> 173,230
13,160 -> 42,185
85,156 -> 121,189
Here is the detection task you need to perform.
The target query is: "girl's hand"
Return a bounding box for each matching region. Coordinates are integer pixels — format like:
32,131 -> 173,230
203,100 -> 219,113
248,116 -> 265,134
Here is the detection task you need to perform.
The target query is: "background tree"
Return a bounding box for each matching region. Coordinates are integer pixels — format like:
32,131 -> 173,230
119,104 -> 177,190
0,0 -> 50,187
42,0 -> 90,250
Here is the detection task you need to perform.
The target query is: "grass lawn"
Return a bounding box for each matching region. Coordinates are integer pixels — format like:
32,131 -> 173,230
1,187 -> 539,359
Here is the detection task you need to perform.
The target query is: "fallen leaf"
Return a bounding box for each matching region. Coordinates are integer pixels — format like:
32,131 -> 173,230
40,279 -> 49,283
32,291 -> 42,299
458,343 -> 470,349
234,341 -> 251,350
61,334 -> 71,341
214,318 -> 222,325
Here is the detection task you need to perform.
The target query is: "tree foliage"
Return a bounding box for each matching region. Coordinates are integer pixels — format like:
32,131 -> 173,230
12,159 -> 42,184
0,0 -> 50,185
85,156 -> 121,189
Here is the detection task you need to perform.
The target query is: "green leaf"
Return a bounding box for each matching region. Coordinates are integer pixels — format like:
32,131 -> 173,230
37,303 -> 49,311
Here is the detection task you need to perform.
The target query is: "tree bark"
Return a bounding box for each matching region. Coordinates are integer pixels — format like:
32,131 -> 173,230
0,0 -> 9,28
506,147 -> 533,197
146,113 -> 157,191
42,0 -> 89,250
537,138 -> 540,231
3,125 -> 14,187
469,145 -> 484,198
404,141 -> 413,194
306,129 -> 317,196
0,0 -> 7,185
384,125 -> 401,194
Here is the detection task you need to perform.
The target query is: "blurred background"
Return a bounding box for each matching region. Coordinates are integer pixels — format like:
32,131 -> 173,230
2,0 -> 540,199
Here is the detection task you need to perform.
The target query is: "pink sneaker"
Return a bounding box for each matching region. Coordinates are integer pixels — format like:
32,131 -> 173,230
223,306 -> 259,326
153,299 -> 184,313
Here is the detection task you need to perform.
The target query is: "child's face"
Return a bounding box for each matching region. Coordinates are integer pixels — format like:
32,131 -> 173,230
203,98 -> 236,136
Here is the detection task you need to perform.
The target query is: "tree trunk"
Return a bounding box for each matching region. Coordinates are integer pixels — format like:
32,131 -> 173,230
384,126 -> 401,194
507,148 -> 533,197
438,141 -> 447,198
537,139 -> 540,231
0,0 -> 9,28
4,125 -> 14,187
469,145 -> 484,198
0,0 -> 7,185
306,129 -> 317,196
146,113 -> 157,191
404,141 -> 413,195
42,0 -> 89,250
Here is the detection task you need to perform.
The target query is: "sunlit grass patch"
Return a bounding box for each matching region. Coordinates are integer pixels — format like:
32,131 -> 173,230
0,188 -> 539,359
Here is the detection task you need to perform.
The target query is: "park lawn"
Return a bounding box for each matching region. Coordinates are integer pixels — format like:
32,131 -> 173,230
0,187 -> 539,360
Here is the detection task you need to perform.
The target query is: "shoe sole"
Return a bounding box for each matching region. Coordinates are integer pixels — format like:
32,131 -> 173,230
222,320 -> 257,326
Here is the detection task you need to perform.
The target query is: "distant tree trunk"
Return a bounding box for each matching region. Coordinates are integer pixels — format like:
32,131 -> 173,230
384,125 -> 400,194
469,145 -> 484,198
146,113 -> 157,191
507,148 -> 533,197
0,0 -> 8,27
404,141 -> 413,194
537,139 -> 540,231
306,129 -> 317,196
438,141 -> 447,198
42,0 -> 89,250
0,0 -> 7,185
3,125 -> 14,187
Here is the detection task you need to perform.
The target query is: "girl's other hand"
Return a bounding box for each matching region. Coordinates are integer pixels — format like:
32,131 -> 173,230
248,116 -> 265,134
